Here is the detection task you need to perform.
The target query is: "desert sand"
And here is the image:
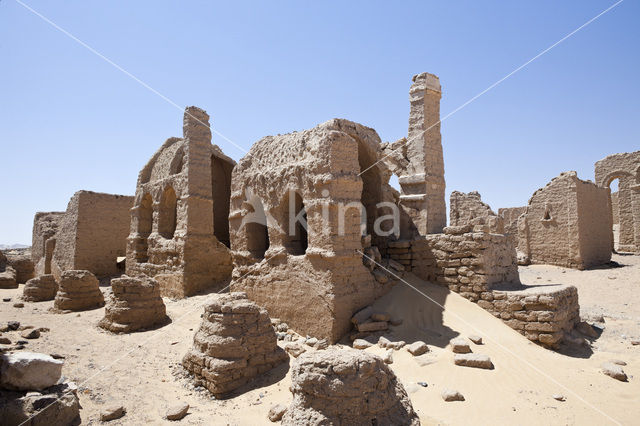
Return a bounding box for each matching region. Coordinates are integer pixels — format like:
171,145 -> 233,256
0,254 -> 638,425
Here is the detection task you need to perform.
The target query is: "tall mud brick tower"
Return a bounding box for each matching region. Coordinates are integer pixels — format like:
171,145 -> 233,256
401,72 -> 446,234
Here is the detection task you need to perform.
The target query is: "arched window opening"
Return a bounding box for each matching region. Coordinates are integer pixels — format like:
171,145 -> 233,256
212,155 -> 233,248
245,194 -> 269,259
608,178 -> 621,251
170,150 -> 185,175
158,187 -> 177,239
283,190 -> 308,255
136,193 -> 153,263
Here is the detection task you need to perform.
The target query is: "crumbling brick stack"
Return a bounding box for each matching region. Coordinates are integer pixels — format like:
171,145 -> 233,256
386,241 -> 412,272
54,270 -> 105,311
99,275 -> 168,333
450,191 -> 504,234
22,275 -> 58,302
182,292 -> 287,397
480,285 -> 579,348
0,251 -> 17,289
282,349 -> 419,425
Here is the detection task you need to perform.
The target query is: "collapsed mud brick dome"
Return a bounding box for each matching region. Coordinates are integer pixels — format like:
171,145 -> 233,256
126,107 -> 234,298
182,292 -> 287,397
594,150 -> 640,253
518,172 -> 612,269
99,275 -> 168,333
282,348 -> 420,426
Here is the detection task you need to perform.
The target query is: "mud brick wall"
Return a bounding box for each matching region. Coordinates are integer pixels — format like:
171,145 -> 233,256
397,225 -> 519,301
388,226 -> 579,348
479,286 -> 579,348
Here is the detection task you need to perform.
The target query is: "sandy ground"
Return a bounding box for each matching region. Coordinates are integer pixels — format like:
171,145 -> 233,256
0,255 -> 638,425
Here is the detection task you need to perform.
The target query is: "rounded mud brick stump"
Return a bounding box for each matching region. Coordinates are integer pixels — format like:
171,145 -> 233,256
99,275 -> 168,333
182,292 -> 287,398
281,348 -> 420,425
54,270 -> 105,312
22,275 -> 58,302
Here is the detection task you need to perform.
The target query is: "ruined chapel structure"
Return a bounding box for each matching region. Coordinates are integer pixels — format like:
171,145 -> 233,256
595,150 -> 640,253
517,172 -> 612,269
125,107 -> 234,297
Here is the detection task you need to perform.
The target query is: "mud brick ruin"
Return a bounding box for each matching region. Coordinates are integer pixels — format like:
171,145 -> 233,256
498,206 -> 527,249
0,250 -> 17,289
484,285 -> 579,348
54,270 -> 105,312
125,107 -> 234,298
282,349 -> 419,425
450,191 -> 504,233
595,150 -> 640,253
517,172 -> 612,269
382,72 -> 447,236
32,211 -> 65,276
32,191 -> 132,279
182,292 -> 287,397
229,119 -> 399,343
19,71 -> 629,351
99,275 -> 168,333
22,274 -> 58,302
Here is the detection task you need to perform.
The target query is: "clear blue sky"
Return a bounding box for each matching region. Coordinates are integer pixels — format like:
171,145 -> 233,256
1,1 -> 638,245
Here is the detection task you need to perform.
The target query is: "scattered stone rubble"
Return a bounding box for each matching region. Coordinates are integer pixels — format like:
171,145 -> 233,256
22,275 -> 58,302
182,292 -> 287,397
53,270 -> 105,312
0,352 -> 80,425
281,349 -> 420,425
99,275 -> 168,333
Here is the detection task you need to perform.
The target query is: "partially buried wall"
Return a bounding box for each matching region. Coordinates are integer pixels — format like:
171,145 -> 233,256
518,172 -> 611,269
126,107 -> 234,297
388,225 -> 579,348
51,191 -> 133,279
